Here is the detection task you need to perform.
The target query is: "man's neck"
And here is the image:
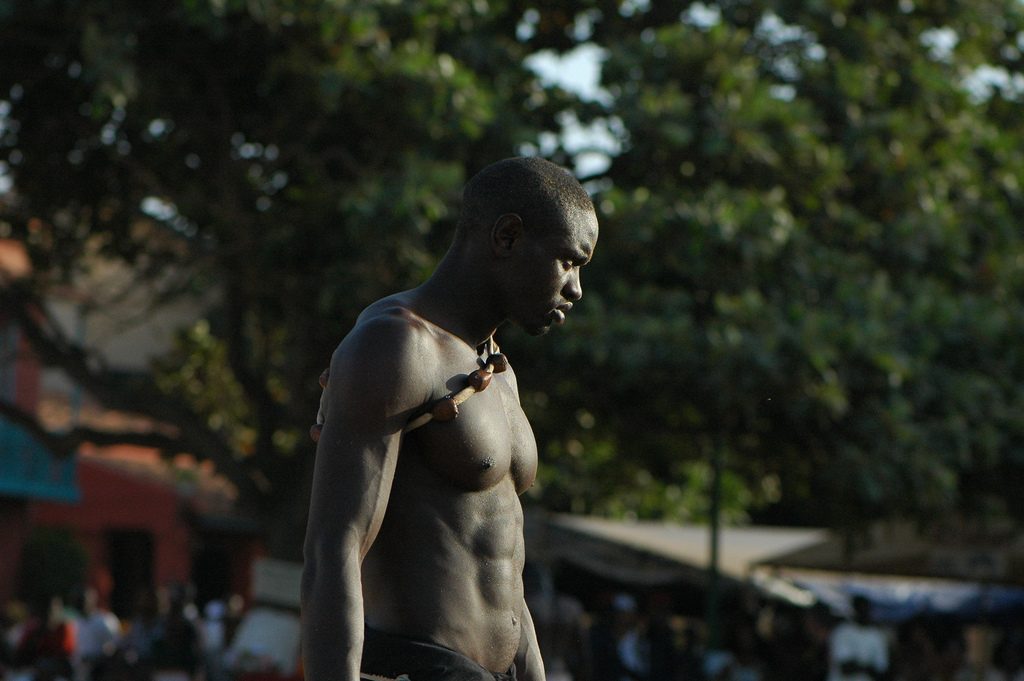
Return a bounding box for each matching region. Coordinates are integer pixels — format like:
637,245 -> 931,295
412,249 -> 505,350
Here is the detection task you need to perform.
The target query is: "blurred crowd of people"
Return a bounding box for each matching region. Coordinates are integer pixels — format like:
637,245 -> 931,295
0,586 -> 262,681
533,588 -> 1024,681
7,580 -> 1024,681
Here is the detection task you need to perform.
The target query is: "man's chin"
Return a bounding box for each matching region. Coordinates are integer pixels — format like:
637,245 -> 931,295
516,320 -> 553,337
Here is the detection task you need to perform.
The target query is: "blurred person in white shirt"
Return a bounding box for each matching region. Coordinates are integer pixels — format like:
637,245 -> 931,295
199,600 -> 228,681
828,595 -> 889,681
73,588 -> 120,681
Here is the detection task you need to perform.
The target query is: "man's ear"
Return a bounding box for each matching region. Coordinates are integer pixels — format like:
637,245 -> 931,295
491,213 -> 523,257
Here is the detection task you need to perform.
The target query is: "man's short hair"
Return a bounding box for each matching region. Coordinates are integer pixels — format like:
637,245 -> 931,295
456,157 -> 594,238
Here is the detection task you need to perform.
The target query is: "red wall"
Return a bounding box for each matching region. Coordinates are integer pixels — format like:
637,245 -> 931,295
31,456 -> 193,606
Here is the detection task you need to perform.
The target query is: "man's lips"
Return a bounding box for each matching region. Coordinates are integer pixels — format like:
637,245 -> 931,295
552,302 -> 573,324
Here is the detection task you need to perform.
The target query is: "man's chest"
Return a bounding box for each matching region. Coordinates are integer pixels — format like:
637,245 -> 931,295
405,375 -> 538,494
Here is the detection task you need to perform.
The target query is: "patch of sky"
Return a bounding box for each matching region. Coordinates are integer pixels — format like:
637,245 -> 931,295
756,12 -> 805,43
0,100 -> 10,141
620,0 -> 650,18
147,118 -> 171,138
522,42 -> 626,178
141,196 -> 177,221
681,3 -> 720,30
773,56 -> 801,81
571,9 -> 602,42
565,112 -> 625,177
0,161 -> 11,195
525,43 -> 612,105
516,8 -> 539,41
561,111 -> 624,154
267,171 -> 288,193
770,84 -> 796,101
753,12 -> 826,82
534,131 -> 559,157
920,27 -> 958,63
572,152 -> 611,179
756,11 -> 823,52
962,64 -> 1024,103
518,113 -> 624,178
101,123 -> 118,146
141,195 -> 197,238
231,131 -> 277,161
805,43 -> 826,61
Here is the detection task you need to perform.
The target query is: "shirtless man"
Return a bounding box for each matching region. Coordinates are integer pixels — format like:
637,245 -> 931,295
301,157 -> 598,681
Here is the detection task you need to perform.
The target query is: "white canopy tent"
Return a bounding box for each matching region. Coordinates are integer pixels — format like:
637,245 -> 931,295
530,512 -> 827,588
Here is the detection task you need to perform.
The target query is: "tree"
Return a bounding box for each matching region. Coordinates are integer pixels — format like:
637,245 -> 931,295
0,0 -> 573,556
513,0 -> 1024,537
3,0 -> 1024,558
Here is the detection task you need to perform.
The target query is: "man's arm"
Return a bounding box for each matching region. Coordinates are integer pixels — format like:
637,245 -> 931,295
515,598 -> 545,681
301,316 -> 432,681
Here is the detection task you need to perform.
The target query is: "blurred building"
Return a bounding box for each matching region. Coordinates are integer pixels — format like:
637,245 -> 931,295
1,239 -> 80,606
28,443 -> 263,616
1,238 -> 261,615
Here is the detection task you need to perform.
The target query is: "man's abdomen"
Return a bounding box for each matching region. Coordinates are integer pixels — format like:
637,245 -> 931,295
361,469 -> 525,673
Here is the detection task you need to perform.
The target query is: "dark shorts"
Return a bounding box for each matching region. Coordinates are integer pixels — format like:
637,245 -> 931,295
361,625 -> 516,681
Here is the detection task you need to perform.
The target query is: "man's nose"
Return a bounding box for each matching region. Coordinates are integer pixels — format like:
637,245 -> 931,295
563,269 -> 583,301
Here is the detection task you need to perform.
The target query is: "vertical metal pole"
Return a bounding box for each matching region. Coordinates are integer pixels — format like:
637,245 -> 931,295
706,440 -> 723,651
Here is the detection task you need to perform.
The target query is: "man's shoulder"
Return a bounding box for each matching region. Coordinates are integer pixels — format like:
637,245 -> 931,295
332,298 -> 446,388
342,299 -> 437,354
356,292 -> 415,325
324,301 -> 444,420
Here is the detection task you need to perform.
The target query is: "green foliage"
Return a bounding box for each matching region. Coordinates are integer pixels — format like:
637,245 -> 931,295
514,0 -> 1024,532
154,320 -> 261,455
0,0 -> 573,553
3,0 -> 1024,544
